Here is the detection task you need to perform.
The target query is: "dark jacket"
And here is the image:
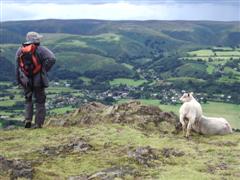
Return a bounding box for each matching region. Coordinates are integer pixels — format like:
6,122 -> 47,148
16,44 -> 56,88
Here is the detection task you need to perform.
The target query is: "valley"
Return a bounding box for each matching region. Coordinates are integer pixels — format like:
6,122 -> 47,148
0,19 -> 240,179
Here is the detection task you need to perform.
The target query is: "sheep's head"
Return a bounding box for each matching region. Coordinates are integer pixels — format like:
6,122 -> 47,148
180,92 -> 194,103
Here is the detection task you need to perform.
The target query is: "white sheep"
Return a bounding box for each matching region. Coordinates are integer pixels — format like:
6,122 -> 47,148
192,116 -> 232,135
179,92 -> 203,137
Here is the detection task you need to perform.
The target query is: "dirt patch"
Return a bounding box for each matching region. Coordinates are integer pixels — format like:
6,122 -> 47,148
128,146 -> 158,167
68,166 -> 138,180
0,156 -> 33,180
204,162 -> 228,174
90,166 -> 138,180
68,175 -> 88,180
161,148 -> 185,158
40,138 -> 92,156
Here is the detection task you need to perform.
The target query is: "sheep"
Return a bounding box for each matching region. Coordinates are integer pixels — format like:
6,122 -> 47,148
192,116 -> 232,135
179,92 -> 203,137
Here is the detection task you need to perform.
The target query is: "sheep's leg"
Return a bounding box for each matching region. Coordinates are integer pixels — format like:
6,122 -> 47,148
186,121 -> 192,137
179,114 -> 186,135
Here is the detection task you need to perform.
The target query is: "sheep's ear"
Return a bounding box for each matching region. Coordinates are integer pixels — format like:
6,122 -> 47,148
190,92 -> 194,96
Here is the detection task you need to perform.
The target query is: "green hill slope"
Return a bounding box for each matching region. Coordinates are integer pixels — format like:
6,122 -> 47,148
0,102 -> 239,179
0,20 -> 239,103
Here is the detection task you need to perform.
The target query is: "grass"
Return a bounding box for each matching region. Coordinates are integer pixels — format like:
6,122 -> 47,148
185,48 -> 240,65
79,76 -> 92,83
110,78 -> 147,87
206,64 -> 215,74
184,47 -> 240,81
50,106 -> 75,114
216,51 -> 240,56
0,123 -> 239,179
0,100 -> 17,107
58,40 -> 88,48
56,52 -> 118,73
202,102 -> 240,128
121,63 -> 134,70
167,77 -> 206,83
46,86 -> 74,94
0,81 -> 12,86
212,46 -> 233,51
188,48 -> 240,58
188,50 -> 215,57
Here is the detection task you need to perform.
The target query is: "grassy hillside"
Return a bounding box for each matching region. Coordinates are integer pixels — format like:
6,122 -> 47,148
0,101 -> 240,179
1,20 -> 240,83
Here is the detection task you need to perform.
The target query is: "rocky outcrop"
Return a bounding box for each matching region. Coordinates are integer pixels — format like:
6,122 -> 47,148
47,101 -> 180,133
0,156 -> 33,180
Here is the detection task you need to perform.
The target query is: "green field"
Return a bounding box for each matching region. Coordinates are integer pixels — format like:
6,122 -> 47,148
183,47 -> 240,82
187,48 -> 240,57
118,99 -> 240,128
188,49 -> 215,57
110,78 -> 147,87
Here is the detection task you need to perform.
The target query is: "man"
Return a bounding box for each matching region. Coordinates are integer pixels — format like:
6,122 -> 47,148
16,32 -> 56,128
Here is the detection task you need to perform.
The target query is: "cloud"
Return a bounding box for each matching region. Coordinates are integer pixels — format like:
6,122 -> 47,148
1,1 -> 239,21
3,0 -> 239,5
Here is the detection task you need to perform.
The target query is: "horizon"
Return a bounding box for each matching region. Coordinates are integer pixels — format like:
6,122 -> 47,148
2,18 -> 240,23
1,0 -> 239,22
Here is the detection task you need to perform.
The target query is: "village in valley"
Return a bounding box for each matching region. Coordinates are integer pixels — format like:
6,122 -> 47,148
0,78 -> 235,124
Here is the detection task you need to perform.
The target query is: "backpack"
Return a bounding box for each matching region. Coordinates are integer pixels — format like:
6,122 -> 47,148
18,43 -> 42,77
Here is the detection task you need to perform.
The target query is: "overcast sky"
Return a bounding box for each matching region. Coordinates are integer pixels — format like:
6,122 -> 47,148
1,0 -> 240,22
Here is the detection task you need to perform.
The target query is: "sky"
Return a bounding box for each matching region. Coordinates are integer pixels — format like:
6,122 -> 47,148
1,0 -> 240,22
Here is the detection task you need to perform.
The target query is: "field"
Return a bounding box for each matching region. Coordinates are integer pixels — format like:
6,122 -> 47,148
182,47 -> 240,81
110,78 -> 147,87
187,47 -> 240,58
118,99 -> 240,129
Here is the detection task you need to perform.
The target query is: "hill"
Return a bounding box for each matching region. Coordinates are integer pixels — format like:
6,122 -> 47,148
0,101 -> 240,179
0,20 -> 240,103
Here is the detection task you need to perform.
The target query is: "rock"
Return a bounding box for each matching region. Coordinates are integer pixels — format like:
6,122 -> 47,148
41,146 -> 60,156
68,138 -> 93,153
205,162 -> 228,174
68,175 -> 88,180
45,118 -> 68,127
0,156 -> 33,180
161,148 -> 185,158
73,102 -> 107,117
128,146 -> 158,167
88,166 -> 138,180
40,138 -> 92,156
4,125 -> 17,130
46,101 -> 180,133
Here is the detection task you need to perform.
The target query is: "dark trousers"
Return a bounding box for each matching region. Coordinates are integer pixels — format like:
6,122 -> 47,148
24,87 -> 46,126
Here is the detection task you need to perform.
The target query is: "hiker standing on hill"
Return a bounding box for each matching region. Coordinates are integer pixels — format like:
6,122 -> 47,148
16,32 -> 56,128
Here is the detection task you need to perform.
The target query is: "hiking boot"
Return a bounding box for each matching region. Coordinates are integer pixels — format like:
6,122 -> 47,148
25,121 -> 32,128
